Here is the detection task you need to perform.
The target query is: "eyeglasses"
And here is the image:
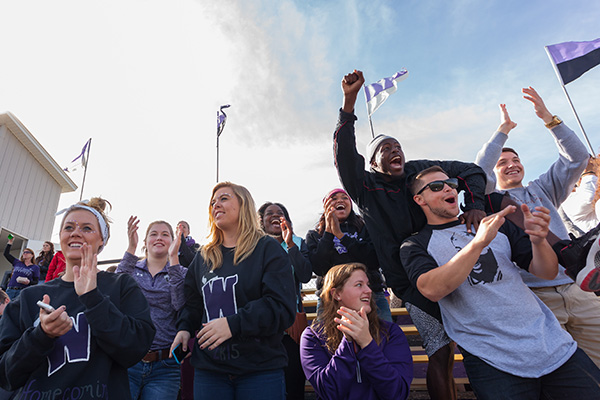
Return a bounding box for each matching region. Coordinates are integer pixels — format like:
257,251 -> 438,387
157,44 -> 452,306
416,178 -> 459,195
23,251 -> 33,255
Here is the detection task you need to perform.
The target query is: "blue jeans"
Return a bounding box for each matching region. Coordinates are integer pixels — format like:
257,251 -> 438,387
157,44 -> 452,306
128,358 -> 181,400
5,288 -> 22,300
193,368 -> 285,400
461,347 -> 600,399
374,291 -> 392,322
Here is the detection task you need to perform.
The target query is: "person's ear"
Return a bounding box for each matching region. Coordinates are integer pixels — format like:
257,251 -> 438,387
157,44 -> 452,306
330,288 -> 341,301
413,194 -> 426,206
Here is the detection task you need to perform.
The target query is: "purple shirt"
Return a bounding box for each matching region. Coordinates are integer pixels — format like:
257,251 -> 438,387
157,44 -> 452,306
117,252 -> 187,350
300,320 -> 413,400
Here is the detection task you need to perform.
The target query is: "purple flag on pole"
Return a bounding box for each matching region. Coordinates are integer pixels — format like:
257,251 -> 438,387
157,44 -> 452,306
546,38 -> 600,85
217,104 -> 231,137
364,69 -> 409,116
64,139 -> 90,173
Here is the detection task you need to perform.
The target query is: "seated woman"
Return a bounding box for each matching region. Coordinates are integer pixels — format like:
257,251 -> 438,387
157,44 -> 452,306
117,217 -> 187,399
0,197 -> 155,397
3,238 -> 40,300
300,263 -> 413,400
171,182 -> 296,400
35,241 -> 55,282
306,188 -> 391,321
258,202 -> 312,400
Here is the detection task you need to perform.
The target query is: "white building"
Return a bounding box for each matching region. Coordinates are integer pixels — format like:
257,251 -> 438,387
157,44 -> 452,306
0,112 -> 77,281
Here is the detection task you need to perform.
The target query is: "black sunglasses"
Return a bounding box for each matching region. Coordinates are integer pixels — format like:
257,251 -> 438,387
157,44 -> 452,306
417,178 -> 459,195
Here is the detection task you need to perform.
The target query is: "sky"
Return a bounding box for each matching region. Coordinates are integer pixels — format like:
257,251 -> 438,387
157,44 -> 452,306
1,0 -> 599,261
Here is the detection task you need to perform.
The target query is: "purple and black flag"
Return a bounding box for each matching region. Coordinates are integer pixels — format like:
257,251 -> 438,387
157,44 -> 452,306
546,38 -> 600,85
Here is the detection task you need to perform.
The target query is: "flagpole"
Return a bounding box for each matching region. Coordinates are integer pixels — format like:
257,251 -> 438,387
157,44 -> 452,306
363,84 -> 375,138
216,110 -> 220,183
79,138 -> 91,201
545,46 -> 594,155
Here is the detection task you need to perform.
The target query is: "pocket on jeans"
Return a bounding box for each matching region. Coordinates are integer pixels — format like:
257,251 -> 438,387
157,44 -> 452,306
161,358 -> 180,369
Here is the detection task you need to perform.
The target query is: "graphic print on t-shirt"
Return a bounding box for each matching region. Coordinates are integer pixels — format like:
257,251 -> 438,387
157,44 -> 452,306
450,232 -> 503,285
202,275 -> 239,321
47,312 -> 91,376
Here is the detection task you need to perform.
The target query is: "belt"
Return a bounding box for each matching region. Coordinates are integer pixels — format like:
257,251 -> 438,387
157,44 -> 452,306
7,287 -> 23,290
142,348 -> 171,363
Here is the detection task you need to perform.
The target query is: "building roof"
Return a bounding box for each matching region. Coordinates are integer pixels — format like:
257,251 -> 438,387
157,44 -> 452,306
0,112 -> 77,193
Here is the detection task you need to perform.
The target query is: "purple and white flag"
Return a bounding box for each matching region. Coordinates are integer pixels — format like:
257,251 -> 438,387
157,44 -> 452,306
63,139 -> 90,173
546,38 -> 600,85
217,104 -> 231,137
364,69 -> 408,116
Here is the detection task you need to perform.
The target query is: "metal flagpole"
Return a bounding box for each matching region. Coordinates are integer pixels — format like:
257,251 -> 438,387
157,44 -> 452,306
364,84 -> 375,138
545,46 -> 595,155
216,111 -> 220,183
79,138 -> 91,201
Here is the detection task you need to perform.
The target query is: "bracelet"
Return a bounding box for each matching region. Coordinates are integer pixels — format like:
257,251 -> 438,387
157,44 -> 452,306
545,115 -> 562,129
581,171 -> 597,177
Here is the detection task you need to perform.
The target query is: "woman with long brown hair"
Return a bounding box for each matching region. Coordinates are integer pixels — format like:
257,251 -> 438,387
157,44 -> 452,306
300,263 -> 412,400
117,218 -> 186,399
171,182 -> 296,400
35,241 -> 54,282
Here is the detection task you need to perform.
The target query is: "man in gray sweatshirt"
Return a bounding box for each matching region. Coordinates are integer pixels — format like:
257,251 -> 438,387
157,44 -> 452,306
475,86 -> 600,367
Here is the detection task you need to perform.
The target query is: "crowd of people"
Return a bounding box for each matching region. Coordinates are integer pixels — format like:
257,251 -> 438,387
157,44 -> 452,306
0,70 -> 599,400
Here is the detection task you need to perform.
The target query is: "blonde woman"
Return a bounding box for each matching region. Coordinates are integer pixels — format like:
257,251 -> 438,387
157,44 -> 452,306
171,182 -> 296,400
3,239 -> 39,300
0,198 -> 155,397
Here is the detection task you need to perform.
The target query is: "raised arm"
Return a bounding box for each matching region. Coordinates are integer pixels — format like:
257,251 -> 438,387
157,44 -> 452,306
342,70 -> 365,113
3,241 -> 16,265
334,70 -> 369,202
406,206 -> 516,302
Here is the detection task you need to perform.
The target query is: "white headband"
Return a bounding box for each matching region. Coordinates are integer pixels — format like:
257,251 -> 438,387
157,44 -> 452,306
61,204 -> 109,252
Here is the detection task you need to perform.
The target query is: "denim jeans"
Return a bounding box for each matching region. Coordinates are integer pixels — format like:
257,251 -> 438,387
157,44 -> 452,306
374,291 -> 393,322
5,288 -> 22,300
193,368 -> 285,400
128,358 -> 181,400
461,346 -> 600,399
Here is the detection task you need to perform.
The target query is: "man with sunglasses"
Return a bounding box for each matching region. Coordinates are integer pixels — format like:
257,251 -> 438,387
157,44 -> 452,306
475,88 -> 600,368
335,70 -> 487,399
400,165 -> 600,399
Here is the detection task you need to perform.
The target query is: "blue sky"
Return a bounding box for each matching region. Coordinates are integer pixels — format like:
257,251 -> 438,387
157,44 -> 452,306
1,0 -> 599,260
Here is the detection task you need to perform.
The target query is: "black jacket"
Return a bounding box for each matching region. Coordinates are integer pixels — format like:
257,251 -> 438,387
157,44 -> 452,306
305,219 -> 384,292
334,109 -> 486,320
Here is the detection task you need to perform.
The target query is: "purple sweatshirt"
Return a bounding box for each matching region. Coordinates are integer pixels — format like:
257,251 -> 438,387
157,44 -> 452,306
117,252 -> 187,350
300,320 -> 413,400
